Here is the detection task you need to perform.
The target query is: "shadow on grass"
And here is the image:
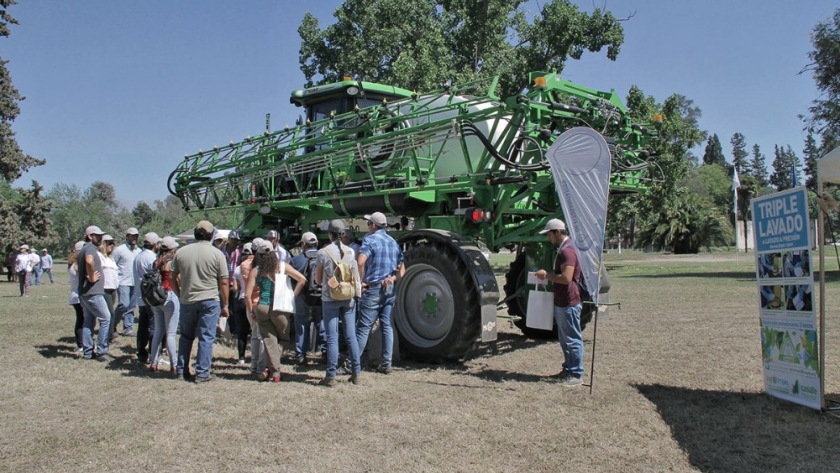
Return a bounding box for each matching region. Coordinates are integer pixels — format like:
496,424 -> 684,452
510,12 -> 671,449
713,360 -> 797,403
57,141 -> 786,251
635,383 -> 840,472
465,329 -> 551,361
36,343 -> 78,360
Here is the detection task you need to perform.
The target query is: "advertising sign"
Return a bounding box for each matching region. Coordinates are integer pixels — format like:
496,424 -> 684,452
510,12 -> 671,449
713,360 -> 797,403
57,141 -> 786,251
752,187 -> 820,409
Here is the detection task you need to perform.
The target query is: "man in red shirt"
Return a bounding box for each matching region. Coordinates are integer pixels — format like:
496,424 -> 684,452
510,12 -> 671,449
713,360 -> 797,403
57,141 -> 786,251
535,218 -> 583,386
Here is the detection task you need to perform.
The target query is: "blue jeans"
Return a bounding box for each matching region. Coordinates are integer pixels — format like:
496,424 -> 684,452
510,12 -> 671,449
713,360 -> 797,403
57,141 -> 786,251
116,285 -> 137,333
32,266 -> 42,285
323,299 -> 361,379
293,295 -> 324,360
177,299 -> 220,378
356,284 -> 396,367
41,268 -> 54,284
80,294 -> 111,358
554,304 -> 584,377
150,291 -> 180,367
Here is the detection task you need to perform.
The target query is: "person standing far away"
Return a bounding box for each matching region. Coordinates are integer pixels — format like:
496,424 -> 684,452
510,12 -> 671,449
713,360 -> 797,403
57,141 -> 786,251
5,249 -> 16,283
314,219 -> 363,386
265,229 -> 292,264
29,248 -> 41,286
356,212 -> 405,375
170,220 -> 229,383
77,225 -> 115,362
15,244 -> 31,297
222,231 -> 242,340
40,248 -> 54,284
133,232 -> 161,365
113,227 -> 142,337
290,231 -> 325,365
534,218 -> 584,386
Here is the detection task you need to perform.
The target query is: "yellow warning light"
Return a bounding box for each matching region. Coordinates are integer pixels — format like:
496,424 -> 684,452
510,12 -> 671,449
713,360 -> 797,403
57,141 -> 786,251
534,76 -> 547,87
652,113 -> 664,123
343,76 -> 352,81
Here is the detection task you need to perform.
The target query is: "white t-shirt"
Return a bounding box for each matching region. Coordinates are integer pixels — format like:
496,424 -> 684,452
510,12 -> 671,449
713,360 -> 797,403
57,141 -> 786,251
15,253 -> 31,273
233,265 -> 245,300
99,252 -> 119,290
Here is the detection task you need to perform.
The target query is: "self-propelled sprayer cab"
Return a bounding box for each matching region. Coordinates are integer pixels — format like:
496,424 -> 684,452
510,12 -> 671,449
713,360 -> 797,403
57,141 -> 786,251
290,79 -> 414,123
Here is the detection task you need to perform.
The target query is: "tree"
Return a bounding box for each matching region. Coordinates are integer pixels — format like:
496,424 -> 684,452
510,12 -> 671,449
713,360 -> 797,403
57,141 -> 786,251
769,145 -> 803,190
803,133 -> 820,192
0,1 -> 51,253
730,132 -> 749,173
750,144 -> 769,188
132,201 -> 156,228
702,134 -> 726,166
635,189 -> 733,254
802,9 -> 840,145
298,0 -> 626,98
685,163 -> 732,217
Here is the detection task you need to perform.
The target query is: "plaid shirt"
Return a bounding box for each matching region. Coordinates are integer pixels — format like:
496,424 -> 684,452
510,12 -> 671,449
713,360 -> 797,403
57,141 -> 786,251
358,229 -> 404,284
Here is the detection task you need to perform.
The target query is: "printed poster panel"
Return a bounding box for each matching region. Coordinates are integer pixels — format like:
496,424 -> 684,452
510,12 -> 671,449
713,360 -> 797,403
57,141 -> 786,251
751,187 -> 820,409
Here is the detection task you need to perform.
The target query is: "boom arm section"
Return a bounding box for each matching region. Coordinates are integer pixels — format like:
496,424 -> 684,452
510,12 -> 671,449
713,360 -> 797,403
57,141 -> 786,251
168,72 -> 659,245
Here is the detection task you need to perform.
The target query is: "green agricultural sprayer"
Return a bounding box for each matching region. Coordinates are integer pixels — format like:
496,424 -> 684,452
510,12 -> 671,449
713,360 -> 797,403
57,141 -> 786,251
168,71 -> 659,361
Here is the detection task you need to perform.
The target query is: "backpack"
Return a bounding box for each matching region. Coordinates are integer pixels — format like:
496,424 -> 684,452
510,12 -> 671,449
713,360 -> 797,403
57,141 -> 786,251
301,251 -> 322,306
577,274 -> 597,330
325,244 -> 355,301
140,268 -> 167,307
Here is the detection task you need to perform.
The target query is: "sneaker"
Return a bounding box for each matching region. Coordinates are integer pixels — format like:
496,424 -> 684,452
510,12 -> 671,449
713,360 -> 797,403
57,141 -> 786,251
348,374 -> 363,385
319,377 -> 337,387
376,364 -> 393,375
294,357 -> 307,366
149,365 -> 158,373
271,375 -> 282,383
123,331 -> 134,337
194,374 -> 216,384
95,354 -> 115,363
257,369 -> 270,382
177,369 -> 194,382
237,359 -> 246,366
557,374 -> 583,386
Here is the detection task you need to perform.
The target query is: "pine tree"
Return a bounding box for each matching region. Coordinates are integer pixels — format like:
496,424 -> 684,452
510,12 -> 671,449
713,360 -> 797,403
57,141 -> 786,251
730,132 -> 749,173
0,1 -> 51,252
803,133 -> 819,191
702,133 -> 726,166
770,144 -> 802,190
787,145 -> 803,187
751,144 -> 769,188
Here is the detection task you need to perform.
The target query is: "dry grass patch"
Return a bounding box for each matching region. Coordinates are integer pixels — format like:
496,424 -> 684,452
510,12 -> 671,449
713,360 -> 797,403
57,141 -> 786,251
0,253 -> 838,472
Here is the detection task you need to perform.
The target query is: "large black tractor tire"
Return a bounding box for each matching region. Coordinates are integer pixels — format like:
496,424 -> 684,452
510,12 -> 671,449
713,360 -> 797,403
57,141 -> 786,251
394,241 -> 481,362
503,252 -> 556,339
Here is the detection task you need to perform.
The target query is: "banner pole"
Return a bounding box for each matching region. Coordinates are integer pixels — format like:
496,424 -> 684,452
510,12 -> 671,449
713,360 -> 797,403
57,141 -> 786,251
819,181 -> 826,410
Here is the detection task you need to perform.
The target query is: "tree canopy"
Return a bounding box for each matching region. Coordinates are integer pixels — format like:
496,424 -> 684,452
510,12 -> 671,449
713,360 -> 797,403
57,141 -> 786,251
702,133 -> 725,167
803,9 -> 840,145
0,1 -> 51,253
298,0 -> 626,97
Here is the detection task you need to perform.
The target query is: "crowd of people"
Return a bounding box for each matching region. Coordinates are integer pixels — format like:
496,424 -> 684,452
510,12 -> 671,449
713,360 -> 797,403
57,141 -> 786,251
62,211 -> 406,386
10,245 -> 55,297
15,213 -> 586,388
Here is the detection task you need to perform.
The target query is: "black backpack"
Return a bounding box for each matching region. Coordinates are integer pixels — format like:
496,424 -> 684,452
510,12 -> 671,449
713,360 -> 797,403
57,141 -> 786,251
577,274 -> 597,330
140,268 -> 167,307
301,251 -> 322,306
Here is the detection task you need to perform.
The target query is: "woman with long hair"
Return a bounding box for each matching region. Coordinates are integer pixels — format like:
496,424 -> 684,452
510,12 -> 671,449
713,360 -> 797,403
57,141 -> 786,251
68,241 -> 85,352
99,235 -> 119,342
149,236 -> 181,374
244,238 -> 306,383
314,220 -> 363,387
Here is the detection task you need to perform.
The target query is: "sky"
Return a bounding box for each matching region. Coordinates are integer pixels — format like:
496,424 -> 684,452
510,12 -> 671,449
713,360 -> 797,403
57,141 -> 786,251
2,0 -> 836,208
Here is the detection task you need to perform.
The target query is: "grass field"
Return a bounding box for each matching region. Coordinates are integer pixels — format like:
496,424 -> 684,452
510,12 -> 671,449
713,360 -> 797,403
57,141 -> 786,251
1,252 -> 838,472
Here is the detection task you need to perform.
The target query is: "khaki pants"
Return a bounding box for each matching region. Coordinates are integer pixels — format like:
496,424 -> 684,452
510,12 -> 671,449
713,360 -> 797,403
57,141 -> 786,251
254,304 -> 291,377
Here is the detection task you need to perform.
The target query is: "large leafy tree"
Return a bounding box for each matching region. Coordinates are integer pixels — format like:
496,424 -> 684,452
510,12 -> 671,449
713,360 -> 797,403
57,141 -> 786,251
702,133 -> 726,166
730,132 -> 749,173
802,9 -> 840,145
298,0 -> 625,97
635,189 -> 732,254
803,133 -> 820,192
0,1 -> 51,254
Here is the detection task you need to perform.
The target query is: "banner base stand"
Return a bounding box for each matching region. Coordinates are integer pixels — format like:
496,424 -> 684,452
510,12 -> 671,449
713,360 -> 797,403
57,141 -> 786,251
824,398 -> 840,418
